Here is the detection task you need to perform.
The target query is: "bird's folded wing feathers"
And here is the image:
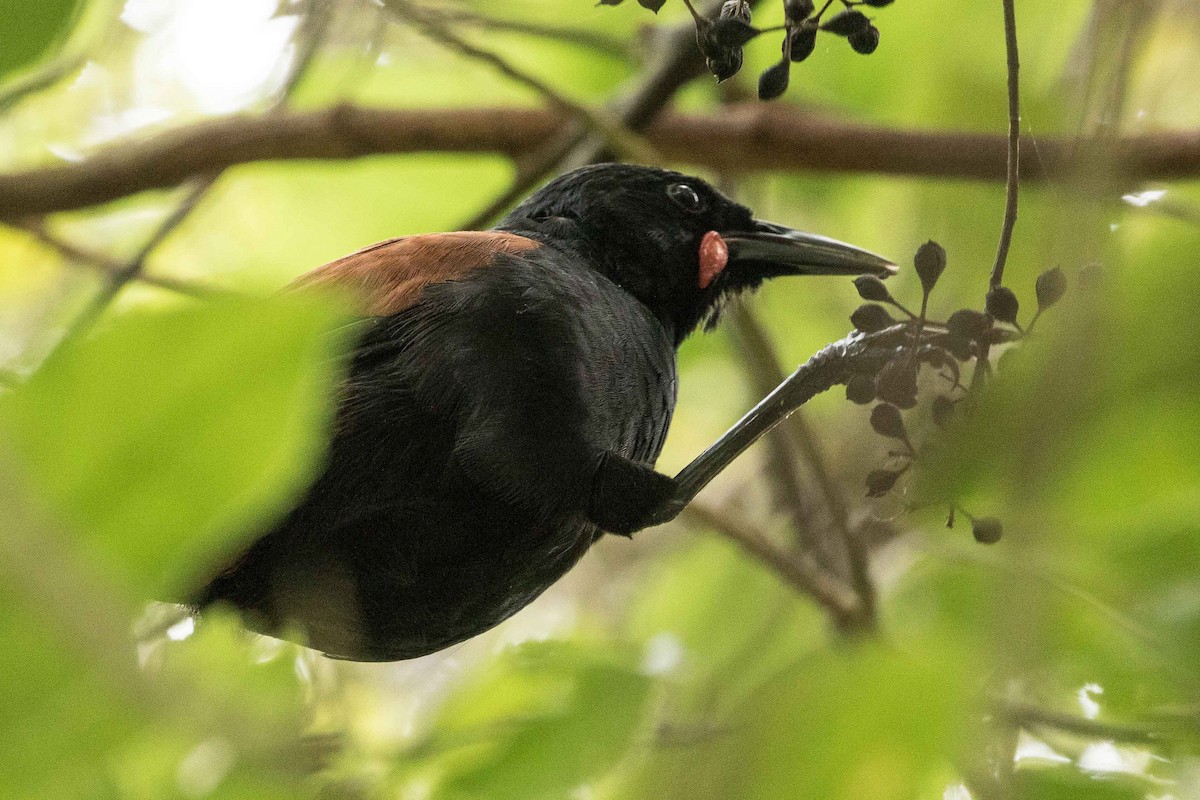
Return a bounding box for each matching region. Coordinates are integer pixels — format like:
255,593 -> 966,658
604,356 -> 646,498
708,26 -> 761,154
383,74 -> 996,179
287,231 -> 541,316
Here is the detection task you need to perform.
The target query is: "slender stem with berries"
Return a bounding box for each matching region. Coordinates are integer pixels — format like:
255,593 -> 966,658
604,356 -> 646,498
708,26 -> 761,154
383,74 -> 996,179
991,0 -> 1021,290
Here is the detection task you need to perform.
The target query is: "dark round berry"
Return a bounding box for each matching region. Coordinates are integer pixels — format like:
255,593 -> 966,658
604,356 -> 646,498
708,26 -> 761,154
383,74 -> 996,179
931,395 -> 955,428
820,9 -> 870,36
710,17 -> 760,47
853,275 -> 892,303
913,240 -> 947,296
866,468 -> 904,497
788,24 -> 818,62
942,334 -> 973,362
862,0 -> 894,6
784,0 -> 815,22
846,374 -> 877,405
1035,266 -> 1067,310
707,48 -> 744,81
985,286 -> 1020,325
875,358 -> 918,409
848,24 -> 880,55
850,304 -> 894,333
758,58 -> 791,100
946,309 -> 993,343
869,403 -> 907,440
972,517 -> 1003,544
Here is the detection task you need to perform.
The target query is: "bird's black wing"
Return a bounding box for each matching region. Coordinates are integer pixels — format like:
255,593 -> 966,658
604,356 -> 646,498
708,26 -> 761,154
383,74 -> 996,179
197,238 -> 675,660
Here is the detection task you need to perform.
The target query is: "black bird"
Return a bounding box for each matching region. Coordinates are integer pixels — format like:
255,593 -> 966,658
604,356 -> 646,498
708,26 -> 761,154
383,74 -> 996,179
194,164 -> 893,661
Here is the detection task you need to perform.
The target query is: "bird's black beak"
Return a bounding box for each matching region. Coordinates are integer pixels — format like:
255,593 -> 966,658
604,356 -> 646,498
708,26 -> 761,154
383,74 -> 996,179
724,220 -> 896,279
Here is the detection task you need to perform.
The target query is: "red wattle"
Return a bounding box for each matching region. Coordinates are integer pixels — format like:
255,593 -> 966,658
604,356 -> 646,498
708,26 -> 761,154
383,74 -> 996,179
698,230 -> 729,289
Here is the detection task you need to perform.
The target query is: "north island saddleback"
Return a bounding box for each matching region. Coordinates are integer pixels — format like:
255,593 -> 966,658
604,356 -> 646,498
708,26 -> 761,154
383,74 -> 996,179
193,164 -> 894,661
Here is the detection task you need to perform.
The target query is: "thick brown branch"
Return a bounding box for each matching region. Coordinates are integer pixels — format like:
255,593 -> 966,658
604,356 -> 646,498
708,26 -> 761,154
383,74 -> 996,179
2,103 -> 1199,220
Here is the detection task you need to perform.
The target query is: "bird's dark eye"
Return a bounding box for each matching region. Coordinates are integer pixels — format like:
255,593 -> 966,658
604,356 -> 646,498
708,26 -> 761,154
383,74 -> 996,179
667,183 -> 705,213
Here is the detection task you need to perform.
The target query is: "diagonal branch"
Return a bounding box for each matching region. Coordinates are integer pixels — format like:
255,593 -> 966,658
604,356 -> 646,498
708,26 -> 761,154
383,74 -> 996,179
681,501 -> 863,625
54,175 -> 218,343
17,219 -> 229,298
31,0 -> 331,355
434,6 -> 629,57
996,701 -> 1161,745
458,0 -> 738,229
727,303 -> 820,540
382,0 -> 660,164
726,303 -> 876,623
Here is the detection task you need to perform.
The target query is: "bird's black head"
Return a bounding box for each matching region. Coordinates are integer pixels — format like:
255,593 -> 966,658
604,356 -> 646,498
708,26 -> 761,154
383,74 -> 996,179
499,164 -> 895,343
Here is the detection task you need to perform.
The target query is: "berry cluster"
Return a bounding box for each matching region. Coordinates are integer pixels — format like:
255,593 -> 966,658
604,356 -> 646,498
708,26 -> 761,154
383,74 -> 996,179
844,241 -> 1073,545
601,0 -> 897,100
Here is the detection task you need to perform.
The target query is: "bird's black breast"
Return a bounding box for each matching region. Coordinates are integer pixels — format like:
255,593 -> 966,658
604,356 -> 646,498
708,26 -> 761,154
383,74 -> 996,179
198,246 -> 676,660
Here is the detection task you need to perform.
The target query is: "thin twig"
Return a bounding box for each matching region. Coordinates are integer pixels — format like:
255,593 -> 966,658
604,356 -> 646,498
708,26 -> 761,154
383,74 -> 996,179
970,0 -> 1022,394
727,303 -> 819,540
460,0 -> 737,228
0,52 -> 88,114
33,6 -> 331,349
56,175 -> 220,342
996,701 -> 1160,745
17,219 -> 229,298
681,501 -> 863,625
990,0 -> 1021,290
725,303 -> 877,626
435,6 -> 629,57
382,0 -> 660,165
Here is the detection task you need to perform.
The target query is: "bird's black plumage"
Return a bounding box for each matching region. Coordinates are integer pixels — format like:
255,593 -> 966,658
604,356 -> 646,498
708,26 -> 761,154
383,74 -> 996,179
194,164 -> 893,661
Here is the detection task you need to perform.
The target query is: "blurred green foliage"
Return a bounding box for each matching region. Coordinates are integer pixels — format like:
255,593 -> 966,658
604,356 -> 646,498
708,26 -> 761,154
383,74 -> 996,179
1,1 -> 1199,799
1,296 -> 352,595
0,0 -> 81,79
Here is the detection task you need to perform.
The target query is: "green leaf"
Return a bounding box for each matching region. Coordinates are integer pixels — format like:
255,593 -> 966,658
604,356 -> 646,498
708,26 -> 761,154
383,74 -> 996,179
0,0 -> 81,79
426,642 -> 654,800
0,295 -> 352,597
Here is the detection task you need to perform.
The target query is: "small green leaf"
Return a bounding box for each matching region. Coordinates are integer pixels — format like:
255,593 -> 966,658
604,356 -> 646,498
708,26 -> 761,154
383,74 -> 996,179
0,295 -> 352,597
